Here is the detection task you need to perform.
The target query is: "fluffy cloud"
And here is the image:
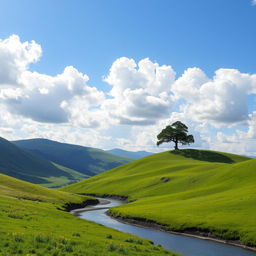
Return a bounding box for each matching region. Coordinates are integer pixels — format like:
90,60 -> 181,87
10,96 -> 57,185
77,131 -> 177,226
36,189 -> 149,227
251,0 -> 256,6
0,35 -> 104,127
104,57 -> 176,125
0,35 -> 41,86
205,111 -> 256,156
173,68 -> 256,125
1,34 -> 256,156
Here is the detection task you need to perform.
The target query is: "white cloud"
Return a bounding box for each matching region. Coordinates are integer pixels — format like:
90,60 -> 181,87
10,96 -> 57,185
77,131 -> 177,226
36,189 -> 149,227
207,112 -> 256,156
1,35 -> 256,156
0,35 -> 41,87
0,35 -> 105,127
173,68 -> 256,125
103,57 -> 176,125
251,0 -> 256,6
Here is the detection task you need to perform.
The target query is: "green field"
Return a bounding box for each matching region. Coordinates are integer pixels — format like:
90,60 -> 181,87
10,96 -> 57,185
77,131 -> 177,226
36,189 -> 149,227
61,149 -> 256,247
0,174 -> 177,256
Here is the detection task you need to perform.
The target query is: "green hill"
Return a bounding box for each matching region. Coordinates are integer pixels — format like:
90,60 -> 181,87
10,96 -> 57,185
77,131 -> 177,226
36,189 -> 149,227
61,149 -> 256,247
0,137 -> 87,187
0,174 -> 176,256
13,138 -> 132,176
0,173 -> 89,205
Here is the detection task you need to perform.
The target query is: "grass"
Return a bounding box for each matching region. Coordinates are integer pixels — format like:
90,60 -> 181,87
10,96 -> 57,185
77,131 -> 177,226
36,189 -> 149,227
40,163 -> 88,188
0,174 -> 178,256
61,149 -> 256,247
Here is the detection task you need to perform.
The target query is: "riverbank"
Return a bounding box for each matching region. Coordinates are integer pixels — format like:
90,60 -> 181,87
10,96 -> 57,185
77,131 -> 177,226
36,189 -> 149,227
63,197 -> 99,212
70,198 -> 110,216
76,195 -> 256,253
106,211 -> 256,253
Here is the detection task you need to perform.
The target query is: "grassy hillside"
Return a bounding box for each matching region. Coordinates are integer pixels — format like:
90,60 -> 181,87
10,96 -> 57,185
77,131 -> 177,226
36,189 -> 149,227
0,137 -> 86,188
0,173 -> 88,204
107,148 -> 153,160
0,174 -> 176,256
61,149 -> 256,247
47,163 -> 88,188
13,138 -> 132,176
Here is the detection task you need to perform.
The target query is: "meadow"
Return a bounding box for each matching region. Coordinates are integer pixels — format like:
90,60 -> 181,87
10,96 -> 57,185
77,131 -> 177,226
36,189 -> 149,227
62,149 -> 256,247
0,173 -> 178,256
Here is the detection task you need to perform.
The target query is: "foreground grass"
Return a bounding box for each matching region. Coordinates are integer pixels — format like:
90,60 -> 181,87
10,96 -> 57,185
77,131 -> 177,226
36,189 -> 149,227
0,174 -> 177,256
61,149 -> 256,247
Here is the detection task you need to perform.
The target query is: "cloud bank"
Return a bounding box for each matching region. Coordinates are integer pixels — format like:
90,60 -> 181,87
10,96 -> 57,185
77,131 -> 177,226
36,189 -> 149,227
0,35 -> 104,127
0,35 -> 256,155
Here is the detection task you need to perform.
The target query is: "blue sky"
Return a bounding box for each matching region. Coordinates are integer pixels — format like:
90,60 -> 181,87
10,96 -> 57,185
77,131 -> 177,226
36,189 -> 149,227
0,0 -> 256,155
2,0 -> 256,79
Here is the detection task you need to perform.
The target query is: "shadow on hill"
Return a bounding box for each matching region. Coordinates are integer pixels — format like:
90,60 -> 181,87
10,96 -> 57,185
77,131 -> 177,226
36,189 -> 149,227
170,149 -> 234,163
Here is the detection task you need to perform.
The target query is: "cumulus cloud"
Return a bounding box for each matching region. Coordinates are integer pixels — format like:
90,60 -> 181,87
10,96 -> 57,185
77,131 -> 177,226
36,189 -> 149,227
104,59 -> 256,128
0,35 -> 104,127
104,57 -> 176,125
173,68 -> 256,125
0,35 -> 41,87
1,34 -> 256,156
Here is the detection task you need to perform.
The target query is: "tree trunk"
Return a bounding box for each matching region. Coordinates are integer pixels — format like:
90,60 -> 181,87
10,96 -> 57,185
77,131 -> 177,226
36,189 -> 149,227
174,140 -> 178,150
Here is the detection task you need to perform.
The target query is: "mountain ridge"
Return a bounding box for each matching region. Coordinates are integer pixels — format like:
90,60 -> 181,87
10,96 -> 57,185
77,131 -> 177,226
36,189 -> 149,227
13,138 -> 132,176
106,148 -> 153,159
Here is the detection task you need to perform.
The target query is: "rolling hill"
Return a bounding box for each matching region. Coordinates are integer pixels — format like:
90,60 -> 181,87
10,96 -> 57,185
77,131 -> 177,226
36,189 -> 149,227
0,137 -> 87,187
61,149 -> 256,247
0,173 -> 90,205
107,148 -> 153,159
0,173 -> 175,256
13,138 -> 132,176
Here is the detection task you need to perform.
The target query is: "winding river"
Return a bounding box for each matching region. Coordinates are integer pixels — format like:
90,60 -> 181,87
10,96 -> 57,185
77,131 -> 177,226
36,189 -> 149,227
77,198 -> 256,256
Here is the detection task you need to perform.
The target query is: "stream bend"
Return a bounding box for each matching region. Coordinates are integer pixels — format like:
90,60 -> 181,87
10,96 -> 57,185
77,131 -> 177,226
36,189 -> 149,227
73,198 -> 256,256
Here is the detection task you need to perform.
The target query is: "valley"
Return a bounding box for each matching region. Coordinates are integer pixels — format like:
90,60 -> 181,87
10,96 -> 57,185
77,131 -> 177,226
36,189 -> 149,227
62,149 -> 256,248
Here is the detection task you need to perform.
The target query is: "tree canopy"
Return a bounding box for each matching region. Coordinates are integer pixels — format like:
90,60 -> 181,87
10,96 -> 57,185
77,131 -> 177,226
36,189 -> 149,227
156,121 -> 194,150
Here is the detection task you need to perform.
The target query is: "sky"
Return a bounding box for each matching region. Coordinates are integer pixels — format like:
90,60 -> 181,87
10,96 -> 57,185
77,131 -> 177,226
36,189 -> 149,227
0,0 -> 256,155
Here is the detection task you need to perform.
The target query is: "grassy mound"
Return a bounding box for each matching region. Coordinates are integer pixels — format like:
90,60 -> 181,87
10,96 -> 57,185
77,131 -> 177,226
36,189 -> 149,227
61,149 -> 256,247
0,173 -> 88,204
0,174 -> 177,256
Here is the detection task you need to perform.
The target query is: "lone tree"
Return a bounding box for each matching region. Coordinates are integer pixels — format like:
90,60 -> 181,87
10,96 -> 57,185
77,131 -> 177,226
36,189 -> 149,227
156,121 -> 194,150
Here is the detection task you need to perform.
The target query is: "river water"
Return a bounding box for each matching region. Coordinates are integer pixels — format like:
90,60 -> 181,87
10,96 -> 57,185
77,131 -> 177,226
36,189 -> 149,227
79,198 -> 256,256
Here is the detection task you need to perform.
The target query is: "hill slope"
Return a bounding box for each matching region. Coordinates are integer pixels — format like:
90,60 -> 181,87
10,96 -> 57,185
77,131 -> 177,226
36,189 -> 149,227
61,149 -> 256,247
0,173 -> 89,205
13,138 -> 132,176
0,174 -> 175,256
0,137 -> 87,187
107,148 -> 153,160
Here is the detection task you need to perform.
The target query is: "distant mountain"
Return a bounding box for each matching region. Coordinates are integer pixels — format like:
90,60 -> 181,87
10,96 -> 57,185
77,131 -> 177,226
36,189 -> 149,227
106,148 -> 153,160
0,137 -> 86,187
13,138 -> 132,176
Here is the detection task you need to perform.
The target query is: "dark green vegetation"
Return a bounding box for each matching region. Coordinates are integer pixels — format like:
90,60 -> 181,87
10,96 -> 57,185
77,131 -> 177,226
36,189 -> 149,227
107,148 -> 153,160
0,137 -> 86,188
0,173 -> 178,256
13,138 -> 132,176
157,121 -> 194,150
62,149 -> 256,247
